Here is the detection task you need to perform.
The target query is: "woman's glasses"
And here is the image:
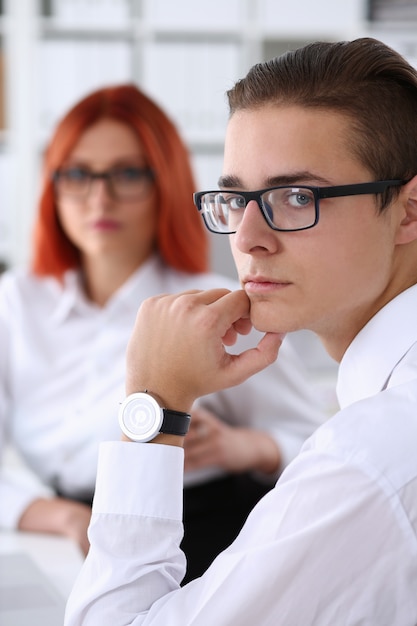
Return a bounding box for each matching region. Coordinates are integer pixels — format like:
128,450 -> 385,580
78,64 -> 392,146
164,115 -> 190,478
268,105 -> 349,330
53,166 -> 154,201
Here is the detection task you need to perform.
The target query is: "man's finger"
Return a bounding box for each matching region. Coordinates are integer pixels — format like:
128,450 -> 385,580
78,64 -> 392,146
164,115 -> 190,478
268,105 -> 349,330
220,332 -> 285,388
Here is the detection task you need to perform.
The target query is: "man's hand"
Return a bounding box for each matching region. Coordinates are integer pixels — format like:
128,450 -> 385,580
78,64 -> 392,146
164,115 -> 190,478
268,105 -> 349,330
125,288 -> 284,412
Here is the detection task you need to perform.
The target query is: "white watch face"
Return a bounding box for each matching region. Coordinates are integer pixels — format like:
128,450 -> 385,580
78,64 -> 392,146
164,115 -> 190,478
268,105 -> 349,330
118,393 -> 163,442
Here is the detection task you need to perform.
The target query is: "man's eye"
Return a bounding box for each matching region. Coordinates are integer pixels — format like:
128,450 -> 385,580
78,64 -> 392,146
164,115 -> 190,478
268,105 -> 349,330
288,191 -> 314,208
222,194 -> 245,210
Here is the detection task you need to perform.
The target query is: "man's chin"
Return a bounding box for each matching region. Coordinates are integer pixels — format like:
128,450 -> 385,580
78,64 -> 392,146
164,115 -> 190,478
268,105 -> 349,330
249,300 -> 297,334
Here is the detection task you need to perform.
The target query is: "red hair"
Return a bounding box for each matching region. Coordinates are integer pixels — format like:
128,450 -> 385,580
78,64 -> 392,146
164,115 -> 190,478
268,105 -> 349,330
31,84 -> 209,278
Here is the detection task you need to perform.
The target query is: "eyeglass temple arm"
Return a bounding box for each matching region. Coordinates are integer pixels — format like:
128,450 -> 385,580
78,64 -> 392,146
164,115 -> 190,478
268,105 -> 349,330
318,179 -> 406,199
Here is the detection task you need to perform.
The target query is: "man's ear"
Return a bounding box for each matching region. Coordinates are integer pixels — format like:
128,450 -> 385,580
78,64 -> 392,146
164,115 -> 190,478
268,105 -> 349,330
395,175 -> 417,245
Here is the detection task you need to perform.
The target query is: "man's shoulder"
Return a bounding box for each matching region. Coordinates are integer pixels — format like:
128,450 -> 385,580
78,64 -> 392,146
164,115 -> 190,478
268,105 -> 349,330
306,380 -> 417,492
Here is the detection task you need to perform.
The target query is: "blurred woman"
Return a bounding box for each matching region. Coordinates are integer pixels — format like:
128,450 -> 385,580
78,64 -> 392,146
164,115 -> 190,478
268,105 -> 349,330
0,84 -> 324,582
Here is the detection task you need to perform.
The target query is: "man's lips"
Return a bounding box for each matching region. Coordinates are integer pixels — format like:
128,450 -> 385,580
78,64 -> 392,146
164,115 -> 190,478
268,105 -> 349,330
242,276 -> 291,293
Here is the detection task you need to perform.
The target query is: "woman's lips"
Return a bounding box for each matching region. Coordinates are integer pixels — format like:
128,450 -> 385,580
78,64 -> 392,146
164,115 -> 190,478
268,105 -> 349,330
90,219 -> 121,231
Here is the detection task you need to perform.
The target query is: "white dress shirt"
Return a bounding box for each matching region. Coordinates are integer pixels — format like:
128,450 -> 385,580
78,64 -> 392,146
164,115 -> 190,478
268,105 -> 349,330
0,255 -> 323,529
65,284 -> 417,626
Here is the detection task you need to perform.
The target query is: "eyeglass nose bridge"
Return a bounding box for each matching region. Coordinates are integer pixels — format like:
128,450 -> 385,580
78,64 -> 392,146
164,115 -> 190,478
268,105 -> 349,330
87,171 -> 116,198
89,171 -> 112,186
240,190 -> 275,228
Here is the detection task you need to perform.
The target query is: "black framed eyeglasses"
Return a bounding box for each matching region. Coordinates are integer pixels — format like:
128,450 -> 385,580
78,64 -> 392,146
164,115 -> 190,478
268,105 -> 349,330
193,179 -> 407,234
52,166 -> 154,201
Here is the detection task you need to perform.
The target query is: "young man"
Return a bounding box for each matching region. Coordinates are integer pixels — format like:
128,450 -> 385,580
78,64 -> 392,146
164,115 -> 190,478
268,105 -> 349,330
65,38 -> 417,625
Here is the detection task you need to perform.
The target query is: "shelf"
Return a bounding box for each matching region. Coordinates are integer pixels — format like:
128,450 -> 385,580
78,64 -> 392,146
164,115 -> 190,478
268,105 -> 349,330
39,20 -> 136,41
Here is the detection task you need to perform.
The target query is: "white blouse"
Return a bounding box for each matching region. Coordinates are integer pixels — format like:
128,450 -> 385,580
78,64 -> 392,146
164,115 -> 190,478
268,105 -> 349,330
0,254 -> 324,528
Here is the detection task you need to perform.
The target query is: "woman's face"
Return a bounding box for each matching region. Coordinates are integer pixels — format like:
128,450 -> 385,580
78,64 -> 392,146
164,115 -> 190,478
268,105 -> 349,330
55,117 -> 158,268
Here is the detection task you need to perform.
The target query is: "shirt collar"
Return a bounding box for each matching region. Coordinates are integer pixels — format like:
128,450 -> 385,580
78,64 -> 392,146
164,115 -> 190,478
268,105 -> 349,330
49,270 -> 88,325
337,284 -> 417,409
50,255 -> 166,325
106,254 -> 167,313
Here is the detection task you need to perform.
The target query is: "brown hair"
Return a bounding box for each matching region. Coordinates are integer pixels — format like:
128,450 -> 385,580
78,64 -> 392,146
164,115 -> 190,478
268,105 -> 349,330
227,38 -> 417,209
31,84 -> 209,279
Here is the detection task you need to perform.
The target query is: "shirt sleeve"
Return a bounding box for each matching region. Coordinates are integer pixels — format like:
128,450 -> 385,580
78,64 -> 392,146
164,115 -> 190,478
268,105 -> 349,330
65,439 -> 416,626
0,278 -> 9,451
0,275 -> 53,529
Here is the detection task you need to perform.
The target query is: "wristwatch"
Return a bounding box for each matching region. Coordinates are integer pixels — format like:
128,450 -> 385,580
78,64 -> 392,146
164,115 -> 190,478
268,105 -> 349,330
118,392 -> 191,442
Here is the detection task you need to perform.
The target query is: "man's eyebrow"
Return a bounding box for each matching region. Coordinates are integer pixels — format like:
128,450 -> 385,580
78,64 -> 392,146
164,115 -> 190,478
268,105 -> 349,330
265,172 -> 332,187
217,175 -> 241,188
218,171 -> 332,190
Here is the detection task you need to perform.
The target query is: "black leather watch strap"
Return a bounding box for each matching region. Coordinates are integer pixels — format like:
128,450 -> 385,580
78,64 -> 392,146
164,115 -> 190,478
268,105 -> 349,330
161,409 -> 191,436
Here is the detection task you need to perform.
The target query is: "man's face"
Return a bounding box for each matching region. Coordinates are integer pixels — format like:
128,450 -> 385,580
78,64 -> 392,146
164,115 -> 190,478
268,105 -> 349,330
224,105 -> 401,359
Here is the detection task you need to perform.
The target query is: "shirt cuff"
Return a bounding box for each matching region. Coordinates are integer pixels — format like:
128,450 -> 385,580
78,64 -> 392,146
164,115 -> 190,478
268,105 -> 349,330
93,441 -> 184,521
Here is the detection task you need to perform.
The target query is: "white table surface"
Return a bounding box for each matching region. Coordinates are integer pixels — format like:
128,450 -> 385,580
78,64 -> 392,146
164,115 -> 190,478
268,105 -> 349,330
0,530 -> 84,599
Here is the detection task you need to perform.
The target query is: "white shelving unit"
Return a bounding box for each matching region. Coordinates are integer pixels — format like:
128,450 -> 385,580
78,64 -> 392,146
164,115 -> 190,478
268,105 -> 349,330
0,0 -> 403,276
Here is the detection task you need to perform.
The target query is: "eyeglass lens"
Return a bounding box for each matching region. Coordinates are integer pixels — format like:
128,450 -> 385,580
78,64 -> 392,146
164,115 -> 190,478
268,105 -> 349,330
54,166 -> 153,200
200,187 -> 317,233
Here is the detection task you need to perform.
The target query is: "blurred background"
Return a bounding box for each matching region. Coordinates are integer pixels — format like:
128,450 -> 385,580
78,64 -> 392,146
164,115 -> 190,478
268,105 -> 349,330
0,0 -> 415,385
1,0 -> 417,276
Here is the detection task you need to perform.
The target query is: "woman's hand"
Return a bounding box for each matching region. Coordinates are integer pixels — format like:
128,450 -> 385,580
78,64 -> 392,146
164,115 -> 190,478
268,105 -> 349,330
184,406 -> 281,475
18,497 -> 91,556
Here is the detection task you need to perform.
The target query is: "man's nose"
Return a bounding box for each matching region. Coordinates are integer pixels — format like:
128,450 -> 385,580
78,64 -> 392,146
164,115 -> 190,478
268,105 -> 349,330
239,199 -> 267,229
232,198 -> 281,254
